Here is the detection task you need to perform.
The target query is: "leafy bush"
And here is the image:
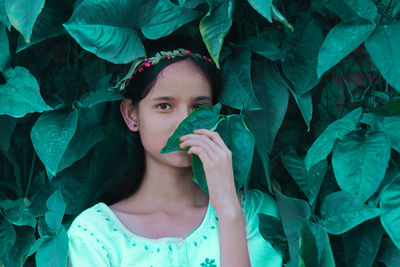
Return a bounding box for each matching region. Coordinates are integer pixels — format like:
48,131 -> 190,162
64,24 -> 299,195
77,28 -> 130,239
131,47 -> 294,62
1,0 -> 400,266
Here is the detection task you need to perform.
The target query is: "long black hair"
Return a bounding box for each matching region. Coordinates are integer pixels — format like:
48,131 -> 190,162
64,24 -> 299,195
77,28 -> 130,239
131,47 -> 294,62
100,40 -> 222,206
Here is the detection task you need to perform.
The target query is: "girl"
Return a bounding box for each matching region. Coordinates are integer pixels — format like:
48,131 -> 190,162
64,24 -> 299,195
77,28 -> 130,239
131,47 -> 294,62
66,48 -> 282,267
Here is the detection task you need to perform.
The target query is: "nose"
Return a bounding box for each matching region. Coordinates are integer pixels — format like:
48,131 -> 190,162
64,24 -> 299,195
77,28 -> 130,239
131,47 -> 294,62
174,107 -> 192,129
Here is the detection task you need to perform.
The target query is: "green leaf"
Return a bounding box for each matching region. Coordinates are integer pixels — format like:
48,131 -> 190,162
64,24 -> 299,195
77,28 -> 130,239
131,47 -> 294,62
380,115 -> 400,153
5,0 -> 45,42
304,107 -> 363,171
246,0 -> 272,22
308,222 -> 336,267
332,130 -> 391,202
45,188 -> 66,232
0,24 -> 9,72
290,91 -> 313,132
30,109 -> 79,178
35,226 -> 68,267
64,0 -> 199,64
219,47 -> 262,111
300,220 -> 319,267
281,146 -> 328,205
258,214 -> 289,261
0,66 -> 52,117
365,21 -> 400,93
0,215 -> 16,264
0,198 -> 36,228
376,238 -> 400,266
199,0 -> 234,69
282,13 -> 323,95
241,32 -> 283,61
16,0 -> 71,52
0,0 -> 11,30
160,103 -> 222,154
321,0 -> 377,21
274,189 -> 311,267
246,62 -> 289,192
343,218 -> 384,267
317,18 -> 376,78
271,4 -> 293,31
0,115 -> 16,151
57,104 -> 106,173
380,177 -> 400,249
319,191 -> 381,235
74,76 -> 124,109
214,113 -> 255,192
140,0 -> 201,40
7,227 -> 35,267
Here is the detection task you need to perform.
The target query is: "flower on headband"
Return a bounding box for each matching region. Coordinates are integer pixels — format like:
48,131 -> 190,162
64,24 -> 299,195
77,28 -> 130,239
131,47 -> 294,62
115,48 -> 220,92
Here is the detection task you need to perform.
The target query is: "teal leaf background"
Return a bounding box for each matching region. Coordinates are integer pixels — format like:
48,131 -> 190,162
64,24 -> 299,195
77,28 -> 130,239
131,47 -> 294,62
0,67 -> 52,118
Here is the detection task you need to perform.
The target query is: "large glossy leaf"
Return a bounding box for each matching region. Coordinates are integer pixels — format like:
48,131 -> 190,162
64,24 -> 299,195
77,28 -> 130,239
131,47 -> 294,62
282,13 -> 323,95
44,188 -> 66,232
64,0 -> 200,64
304,107 -> 363,171
308,222 -> 336,267
380,177 -> 400,249
213,113 -> 255,192
0,66 -> 52,117
30,109 -> 78,178
7,227 -> 35,267
219,47 -> 262,111
332,130 -> 391,202
321,0 -> 377,21
199,0 -> 234,69
0,215 -> 16,265
241,32 -> 283,61
281,146 -> 328,205
0,0 -> 11,29
376,238 -> 400,266
299,220 -> 318,267
317,18 -> 376,78
380,115 -> 400,153
290,90 -> 313,132
5,0 -> 45,42
319,191 -> 381,235
274,190 -> 311,267
56,104 -> 106,173
160,103 -> 222,154
365,21 -> 400,93
0,24 -> 9,72
0,198 -> 36,228
343,218 -> 384,267
246,62 -> 289,192
246,0 -> 272,22
35,226 -> 68,267
16,0 -> 71,52
258,214 -> 289,261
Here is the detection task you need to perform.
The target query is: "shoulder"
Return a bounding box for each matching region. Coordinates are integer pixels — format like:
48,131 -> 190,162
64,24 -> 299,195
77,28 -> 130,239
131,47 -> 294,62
67,202 -> 110,239
241,188 -> 280,225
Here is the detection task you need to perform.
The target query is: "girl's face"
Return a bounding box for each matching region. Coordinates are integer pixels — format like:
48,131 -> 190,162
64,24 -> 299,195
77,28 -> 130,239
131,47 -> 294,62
122,59 -> 213,168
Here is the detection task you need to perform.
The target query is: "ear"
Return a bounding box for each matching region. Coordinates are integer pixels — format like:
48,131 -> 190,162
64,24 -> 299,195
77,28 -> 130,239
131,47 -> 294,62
120,98 -> 139,132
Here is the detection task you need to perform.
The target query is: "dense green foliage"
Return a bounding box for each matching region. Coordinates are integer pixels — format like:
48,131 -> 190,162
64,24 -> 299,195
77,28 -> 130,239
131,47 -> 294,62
1,0 -> 400,266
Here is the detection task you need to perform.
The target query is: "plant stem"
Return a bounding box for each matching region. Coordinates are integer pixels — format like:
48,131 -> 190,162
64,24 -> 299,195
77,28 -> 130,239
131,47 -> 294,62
24,151 -> 36,200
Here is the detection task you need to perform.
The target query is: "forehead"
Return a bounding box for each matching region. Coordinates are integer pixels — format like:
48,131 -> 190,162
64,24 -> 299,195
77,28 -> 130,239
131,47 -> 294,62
148,59 -> 212,98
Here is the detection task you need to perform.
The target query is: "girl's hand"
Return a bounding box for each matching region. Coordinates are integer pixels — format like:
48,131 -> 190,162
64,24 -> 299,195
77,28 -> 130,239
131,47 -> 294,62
179,129 -> 241,216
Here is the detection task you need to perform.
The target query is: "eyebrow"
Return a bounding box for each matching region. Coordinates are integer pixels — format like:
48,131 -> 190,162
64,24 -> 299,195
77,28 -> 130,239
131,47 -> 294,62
151,96 -> 212,102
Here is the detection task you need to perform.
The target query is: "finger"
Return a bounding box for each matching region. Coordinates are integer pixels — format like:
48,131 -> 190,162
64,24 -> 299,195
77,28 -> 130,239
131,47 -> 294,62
193,129 -> 229,151
180,136 -> 221,159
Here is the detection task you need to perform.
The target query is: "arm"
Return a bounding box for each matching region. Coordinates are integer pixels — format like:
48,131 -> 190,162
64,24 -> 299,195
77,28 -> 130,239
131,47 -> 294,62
216,195 -> 251,267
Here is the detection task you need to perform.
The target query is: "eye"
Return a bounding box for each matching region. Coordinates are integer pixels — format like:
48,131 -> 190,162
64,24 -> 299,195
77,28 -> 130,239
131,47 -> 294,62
193,103 -> 208,109
156,103 -> 171,110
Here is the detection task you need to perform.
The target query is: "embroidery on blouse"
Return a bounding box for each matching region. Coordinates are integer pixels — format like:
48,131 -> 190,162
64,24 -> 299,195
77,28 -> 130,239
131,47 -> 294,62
200,257 -> 217,267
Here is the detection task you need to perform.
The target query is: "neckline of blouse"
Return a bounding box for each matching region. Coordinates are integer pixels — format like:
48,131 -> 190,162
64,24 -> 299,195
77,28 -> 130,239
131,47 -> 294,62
97,200 -> 213,244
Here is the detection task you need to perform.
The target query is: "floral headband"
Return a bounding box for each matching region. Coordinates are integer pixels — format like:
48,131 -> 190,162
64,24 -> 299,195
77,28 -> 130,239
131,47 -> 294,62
116,48 -> 220,92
